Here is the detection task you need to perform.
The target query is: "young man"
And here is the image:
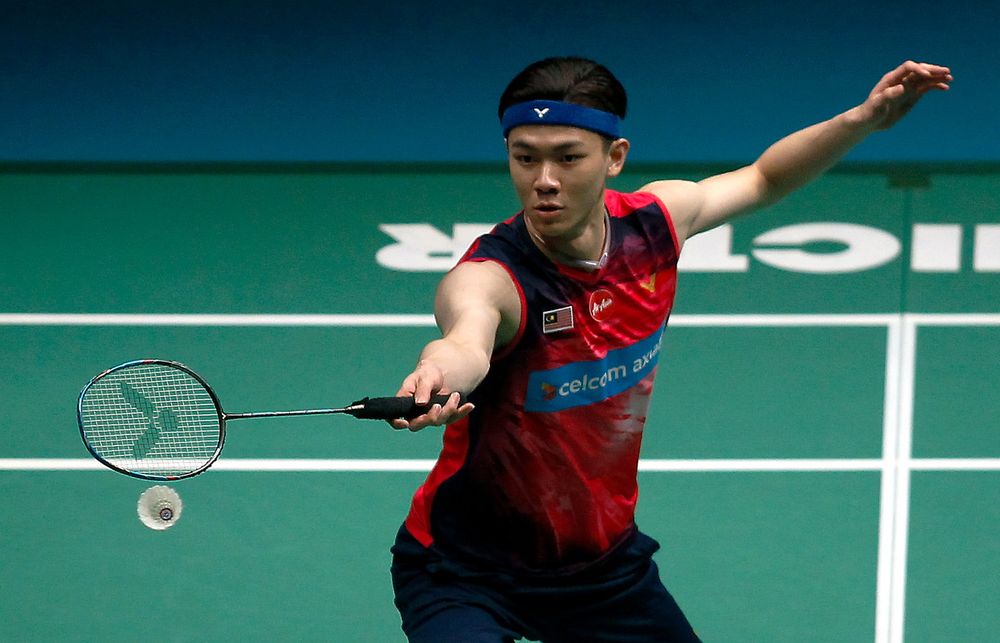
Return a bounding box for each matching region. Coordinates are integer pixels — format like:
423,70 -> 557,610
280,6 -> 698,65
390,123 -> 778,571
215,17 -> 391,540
388,57 -> 951,642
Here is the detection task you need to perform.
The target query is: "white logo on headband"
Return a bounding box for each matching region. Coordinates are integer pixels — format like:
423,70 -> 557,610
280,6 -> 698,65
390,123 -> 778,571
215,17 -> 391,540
534,107 -> 550,118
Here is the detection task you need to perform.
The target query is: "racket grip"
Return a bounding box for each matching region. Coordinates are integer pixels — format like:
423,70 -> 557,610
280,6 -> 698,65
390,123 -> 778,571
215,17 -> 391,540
348,394 -> 466,420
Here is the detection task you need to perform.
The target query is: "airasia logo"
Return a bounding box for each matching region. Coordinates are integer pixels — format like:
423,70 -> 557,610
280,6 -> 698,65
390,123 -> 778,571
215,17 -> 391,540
589,289 -> 614,322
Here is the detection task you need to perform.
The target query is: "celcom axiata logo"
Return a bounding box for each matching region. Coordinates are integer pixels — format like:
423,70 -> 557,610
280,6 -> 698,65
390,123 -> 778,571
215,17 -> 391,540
525,327 -> 664,412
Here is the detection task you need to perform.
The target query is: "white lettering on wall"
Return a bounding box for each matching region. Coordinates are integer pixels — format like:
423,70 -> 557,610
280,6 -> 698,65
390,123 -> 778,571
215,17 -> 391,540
974,225 -> 1000,272
912,224 -> 962,272
375,222 -> 1000,274
376,224 -> 491,272
751,223 -> 901,273
677,224 -> 748,272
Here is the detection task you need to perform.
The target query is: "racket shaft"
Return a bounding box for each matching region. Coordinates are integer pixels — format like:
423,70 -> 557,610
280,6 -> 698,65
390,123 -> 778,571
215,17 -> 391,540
225,408 -> 349,419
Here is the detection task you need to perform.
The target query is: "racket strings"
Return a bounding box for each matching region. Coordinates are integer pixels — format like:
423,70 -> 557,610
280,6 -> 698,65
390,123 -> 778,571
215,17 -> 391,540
79,363 -> 222,477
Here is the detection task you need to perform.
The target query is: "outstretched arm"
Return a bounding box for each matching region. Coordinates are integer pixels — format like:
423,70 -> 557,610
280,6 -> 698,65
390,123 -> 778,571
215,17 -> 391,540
643,60 -> 952,242
391,259 -> 521,431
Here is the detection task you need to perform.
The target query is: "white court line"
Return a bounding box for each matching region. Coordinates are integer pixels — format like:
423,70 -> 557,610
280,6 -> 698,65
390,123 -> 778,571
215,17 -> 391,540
0,459 -> 106,471
638,459 -> 884,471
667,314 -> 897,327
888,318 -> 918,643
0,313 -> 437,326
1,312 -> 996,327
875,319 -> 903,643
905,313 -> 1000,326
2,457 -> 998,473
213,459 -> 436,472
909,459 -> 1000,470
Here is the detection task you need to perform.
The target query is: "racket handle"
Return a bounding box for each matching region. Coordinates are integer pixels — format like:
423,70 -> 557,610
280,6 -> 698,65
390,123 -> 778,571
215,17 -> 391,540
347,394 -> 466,420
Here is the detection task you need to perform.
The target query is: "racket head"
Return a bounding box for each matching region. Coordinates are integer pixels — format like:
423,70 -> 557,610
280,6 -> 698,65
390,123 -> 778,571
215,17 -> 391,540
78,359 -> 226,480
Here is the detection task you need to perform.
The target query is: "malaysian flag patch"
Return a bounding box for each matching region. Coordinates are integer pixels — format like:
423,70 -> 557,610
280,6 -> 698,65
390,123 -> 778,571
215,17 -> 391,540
542,306 -> 574,333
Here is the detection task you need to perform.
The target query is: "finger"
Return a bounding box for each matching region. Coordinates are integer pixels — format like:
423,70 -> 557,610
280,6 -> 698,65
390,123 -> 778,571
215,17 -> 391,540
406,398 -> 446,430
412,377 -> 439,406
902,63 -> 954,91
900,71 -> 942,95
429,402 -> 446,425
401,410 -> 430,431
390,375 -> 419,428
436,396 -> 475,424
411,361 -> 446,406
407,409 -> 438,432
883,83 -> 907,101
395,371 -> 420,398
453,402 -> 475,420
880,61 -> 948,92
437,394 -> 464,420
910,61 -> 951,76
902,72 -> 951,96
901,60 -> 943,76
407,397 -> 475,432
905,61 -> 933,78
917,82 -> 951,95
442,391 -> 461,412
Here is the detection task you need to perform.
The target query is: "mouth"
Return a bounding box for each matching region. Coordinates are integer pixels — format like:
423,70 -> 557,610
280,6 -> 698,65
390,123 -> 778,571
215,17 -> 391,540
532,202 -> 564,218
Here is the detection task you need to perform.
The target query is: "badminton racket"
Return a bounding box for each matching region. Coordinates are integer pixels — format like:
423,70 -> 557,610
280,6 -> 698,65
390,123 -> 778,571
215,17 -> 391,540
78,359 -> 462,481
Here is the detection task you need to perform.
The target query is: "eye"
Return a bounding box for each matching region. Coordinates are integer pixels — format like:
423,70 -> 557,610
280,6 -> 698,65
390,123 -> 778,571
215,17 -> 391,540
561,154 -> 582,163
515,155 -> 535,165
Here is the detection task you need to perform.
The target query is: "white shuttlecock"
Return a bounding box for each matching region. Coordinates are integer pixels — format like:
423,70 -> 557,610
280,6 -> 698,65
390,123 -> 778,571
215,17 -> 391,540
137,485 -> 183,530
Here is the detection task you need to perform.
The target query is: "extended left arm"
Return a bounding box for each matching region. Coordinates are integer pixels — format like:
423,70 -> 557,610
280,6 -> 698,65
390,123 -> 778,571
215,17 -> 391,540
645,60 -> 952,242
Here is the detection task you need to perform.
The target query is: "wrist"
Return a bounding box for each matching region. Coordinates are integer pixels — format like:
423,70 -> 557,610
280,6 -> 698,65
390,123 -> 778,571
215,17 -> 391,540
840,105 -> 880,136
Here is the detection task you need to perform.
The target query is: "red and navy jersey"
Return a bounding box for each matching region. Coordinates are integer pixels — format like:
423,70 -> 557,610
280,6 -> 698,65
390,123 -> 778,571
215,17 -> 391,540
405,189 -> 680,572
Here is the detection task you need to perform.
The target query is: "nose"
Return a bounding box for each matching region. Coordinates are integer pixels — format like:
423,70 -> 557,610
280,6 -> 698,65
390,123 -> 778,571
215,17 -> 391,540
534,161 -> 559,194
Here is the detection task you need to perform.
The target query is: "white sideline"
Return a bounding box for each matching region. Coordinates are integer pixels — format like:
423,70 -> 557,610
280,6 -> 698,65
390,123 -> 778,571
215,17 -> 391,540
2,312 -> 999,327
3,457 -> 998,473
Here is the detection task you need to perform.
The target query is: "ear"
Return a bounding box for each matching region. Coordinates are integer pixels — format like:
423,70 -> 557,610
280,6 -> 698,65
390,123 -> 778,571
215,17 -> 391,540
606,138 -> 630,178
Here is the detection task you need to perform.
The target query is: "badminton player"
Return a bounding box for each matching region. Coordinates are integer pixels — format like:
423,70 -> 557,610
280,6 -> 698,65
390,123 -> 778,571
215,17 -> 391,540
389,57 -> 951,642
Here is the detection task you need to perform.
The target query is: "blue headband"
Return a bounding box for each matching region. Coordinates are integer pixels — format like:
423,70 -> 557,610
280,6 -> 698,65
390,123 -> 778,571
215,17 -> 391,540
500,100 -> 622,139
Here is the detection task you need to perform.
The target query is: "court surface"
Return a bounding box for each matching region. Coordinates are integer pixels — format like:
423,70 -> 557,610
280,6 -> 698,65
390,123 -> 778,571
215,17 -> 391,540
1,164 -> 997,642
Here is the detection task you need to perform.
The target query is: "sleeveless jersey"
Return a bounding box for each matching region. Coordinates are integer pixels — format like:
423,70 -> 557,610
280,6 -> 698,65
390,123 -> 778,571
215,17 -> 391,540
404,189 -> 680,571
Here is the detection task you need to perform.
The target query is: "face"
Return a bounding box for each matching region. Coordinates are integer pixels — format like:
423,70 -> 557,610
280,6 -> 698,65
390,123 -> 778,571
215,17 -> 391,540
506,125 -> 628,244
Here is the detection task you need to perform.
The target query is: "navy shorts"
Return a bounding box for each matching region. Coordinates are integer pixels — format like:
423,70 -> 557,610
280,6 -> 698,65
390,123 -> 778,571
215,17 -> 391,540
390,525 -> 701,643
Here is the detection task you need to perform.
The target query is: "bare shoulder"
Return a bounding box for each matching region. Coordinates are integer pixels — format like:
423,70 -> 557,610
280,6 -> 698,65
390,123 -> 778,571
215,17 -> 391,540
436,260 -> 522,347
439,260 -> 517,302
637,179 -> 704,243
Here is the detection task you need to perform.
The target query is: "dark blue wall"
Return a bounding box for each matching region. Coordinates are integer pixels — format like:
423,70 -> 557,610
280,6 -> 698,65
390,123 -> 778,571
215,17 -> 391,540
2,0 -> 995,161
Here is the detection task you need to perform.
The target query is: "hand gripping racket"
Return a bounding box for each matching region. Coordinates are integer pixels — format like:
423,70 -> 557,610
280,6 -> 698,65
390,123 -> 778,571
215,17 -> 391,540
78,359 -> 461,481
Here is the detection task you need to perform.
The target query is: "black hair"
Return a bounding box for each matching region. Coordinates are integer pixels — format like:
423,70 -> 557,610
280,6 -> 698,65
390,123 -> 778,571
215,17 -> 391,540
497,57 -> 628,122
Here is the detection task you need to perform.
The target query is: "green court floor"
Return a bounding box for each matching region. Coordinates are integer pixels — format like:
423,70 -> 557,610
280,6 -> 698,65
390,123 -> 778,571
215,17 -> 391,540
1,164 -> 997,641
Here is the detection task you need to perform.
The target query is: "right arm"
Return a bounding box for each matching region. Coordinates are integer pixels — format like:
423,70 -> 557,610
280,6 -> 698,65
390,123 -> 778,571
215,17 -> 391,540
391,259 -> 521,431
641,60 -> 951,243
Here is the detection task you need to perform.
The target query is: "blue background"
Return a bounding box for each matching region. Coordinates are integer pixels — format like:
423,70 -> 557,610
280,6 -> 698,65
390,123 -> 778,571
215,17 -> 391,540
2,0 -> 995,162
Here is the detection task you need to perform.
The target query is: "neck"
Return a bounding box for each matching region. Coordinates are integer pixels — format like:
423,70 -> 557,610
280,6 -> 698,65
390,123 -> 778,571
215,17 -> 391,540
527,210 -> 610,272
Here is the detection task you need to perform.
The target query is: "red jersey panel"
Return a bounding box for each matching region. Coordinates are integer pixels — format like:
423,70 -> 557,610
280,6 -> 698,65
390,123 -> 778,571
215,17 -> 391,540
405,190 -> 680,571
